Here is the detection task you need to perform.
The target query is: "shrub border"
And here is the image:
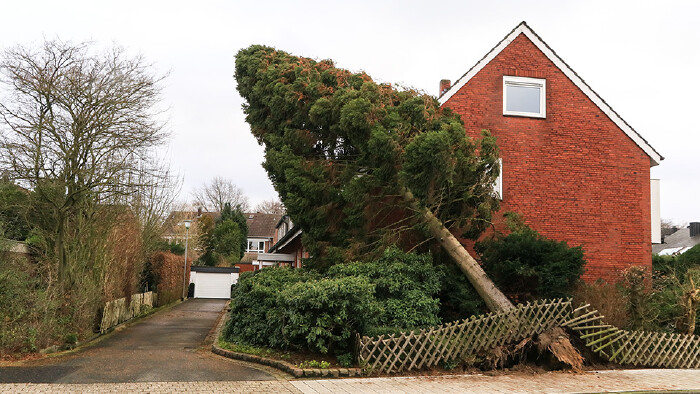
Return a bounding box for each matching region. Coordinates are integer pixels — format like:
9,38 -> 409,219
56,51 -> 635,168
211,303 -> 363,378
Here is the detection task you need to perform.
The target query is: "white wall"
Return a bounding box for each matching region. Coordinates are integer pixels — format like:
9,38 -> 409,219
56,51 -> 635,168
651,179 -> 661,244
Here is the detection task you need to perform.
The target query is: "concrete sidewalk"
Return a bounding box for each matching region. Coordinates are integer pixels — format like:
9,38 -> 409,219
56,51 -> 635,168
2,369 -> 699,393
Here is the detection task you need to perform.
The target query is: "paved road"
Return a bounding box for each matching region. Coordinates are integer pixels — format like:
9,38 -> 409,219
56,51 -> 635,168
0,299 -> 275,383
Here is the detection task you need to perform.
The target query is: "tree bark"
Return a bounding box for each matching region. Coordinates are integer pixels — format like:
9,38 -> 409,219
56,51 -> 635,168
401,188 -> 513,312
402,191 -> 585,367
57,212 -> 67,284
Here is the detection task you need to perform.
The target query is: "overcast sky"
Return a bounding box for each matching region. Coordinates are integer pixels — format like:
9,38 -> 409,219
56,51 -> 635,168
1,0 -> 698,223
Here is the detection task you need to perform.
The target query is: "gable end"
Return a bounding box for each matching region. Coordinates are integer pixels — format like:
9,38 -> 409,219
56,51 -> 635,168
439,22 -> 663,166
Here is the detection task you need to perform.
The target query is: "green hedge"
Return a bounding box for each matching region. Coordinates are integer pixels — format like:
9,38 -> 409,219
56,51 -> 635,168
327,247 -> 443,331
223,247 -> 443,354
476,226 -> 585,301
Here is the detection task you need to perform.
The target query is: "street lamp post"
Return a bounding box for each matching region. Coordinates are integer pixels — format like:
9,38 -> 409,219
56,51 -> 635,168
183,220 -> 192,300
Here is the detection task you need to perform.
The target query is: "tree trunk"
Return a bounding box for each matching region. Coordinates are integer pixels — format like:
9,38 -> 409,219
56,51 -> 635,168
402,190 -> 585,367
401,188 -> 513,312
57,212 -> 69,286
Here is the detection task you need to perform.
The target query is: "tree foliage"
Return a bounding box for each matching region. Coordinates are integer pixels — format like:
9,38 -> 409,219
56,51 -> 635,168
651,247 -> 700,335
212,219 -> 242,262
235,45 -> 500,269
0,39 -> 167,284
196,203 -> 248,266
0,39 -> 175,355
0,179 -> 31,241
218,202 -> 248,259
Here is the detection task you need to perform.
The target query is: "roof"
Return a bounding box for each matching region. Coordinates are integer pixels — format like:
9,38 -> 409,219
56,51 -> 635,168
190,266 -> 240,273
652,227 -> 700,255
245,212 -> 282,238
162,210 -> 219,235
268,224 -> 302,253
438,21 -> 663,166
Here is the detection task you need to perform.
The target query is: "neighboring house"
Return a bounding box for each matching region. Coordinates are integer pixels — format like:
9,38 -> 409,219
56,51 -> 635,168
439,22 -> 662,283
161,208 -> 218,247
258,215 -> 307,268
653,222 -> 700,256
236,212 -> 282,272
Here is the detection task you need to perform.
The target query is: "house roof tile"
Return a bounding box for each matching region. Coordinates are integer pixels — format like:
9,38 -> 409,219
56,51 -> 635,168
245,212 -> 282,238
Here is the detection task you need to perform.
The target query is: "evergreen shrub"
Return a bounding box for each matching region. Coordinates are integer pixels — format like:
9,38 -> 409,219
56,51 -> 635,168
476,226 -> 585,301
327,247 -> 443,332
223,247 -> 443,354
436,262 -> 486,322
650,250 -> 700,334
654,245 -> 700,281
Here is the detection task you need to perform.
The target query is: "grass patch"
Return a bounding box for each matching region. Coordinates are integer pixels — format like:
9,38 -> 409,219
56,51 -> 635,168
217,336 -> 352,367
217,336 -> 280,359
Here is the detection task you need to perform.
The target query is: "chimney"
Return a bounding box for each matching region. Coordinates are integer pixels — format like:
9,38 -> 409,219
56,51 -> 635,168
690,222 -> 700,237
197,207 -> 202,217
439,79 -> 451,96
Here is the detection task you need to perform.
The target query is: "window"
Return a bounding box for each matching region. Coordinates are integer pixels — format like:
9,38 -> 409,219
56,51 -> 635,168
493,158 -> 503,200
247,239 -> 266,252
503,76 -> 546,118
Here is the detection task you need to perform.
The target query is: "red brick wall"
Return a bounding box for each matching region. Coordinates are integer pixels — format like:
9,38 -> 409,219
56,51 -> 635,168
235,263 -> 257,273
443,33 -> 652,283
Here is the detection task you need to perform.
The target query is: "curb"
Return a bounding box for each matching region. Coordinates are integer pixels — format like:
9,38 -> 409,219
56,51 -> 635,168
211,305 -> 363,378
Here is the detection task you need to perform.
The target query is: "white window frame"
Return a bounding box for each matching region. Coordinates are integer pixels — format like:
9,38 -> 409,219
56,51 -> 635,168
246,238 -> 267,253
494,158 -> 503,200
503,76 -> 546,118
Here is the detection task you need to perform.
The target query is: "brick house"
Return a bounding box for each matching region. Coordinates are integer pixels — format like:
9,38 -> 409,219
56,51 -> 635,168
439,22 -> 663,283
235,212 -> 282,272
261,215 -> 307,268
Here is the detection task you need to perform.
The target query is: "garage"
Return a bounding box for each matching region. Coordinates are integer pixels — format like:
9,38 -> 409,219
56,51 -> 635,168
189,266 -> 239,299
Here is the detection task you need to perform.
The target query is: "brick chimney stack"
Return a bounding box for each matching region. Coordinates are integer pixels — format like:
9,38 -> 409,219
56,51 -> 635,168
439,79 -> 451,96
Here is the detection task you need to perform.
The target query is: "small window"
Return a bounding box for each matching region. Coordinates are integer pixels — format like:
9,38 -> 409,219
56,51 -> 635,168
503,76 -> 546,118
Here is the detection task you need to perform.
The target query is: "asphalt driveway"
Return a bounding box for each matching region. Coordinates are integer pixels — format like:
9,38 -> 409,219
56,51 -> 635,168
0,299 -> 275,383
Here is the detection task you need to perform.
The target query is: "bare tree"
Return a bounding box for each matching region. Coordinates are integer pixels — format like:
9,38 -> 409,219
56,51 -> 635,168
0,39 -> 167,283
254,199 -> 285,215
192,177 -> 249,213
661,218 -> 687,237
121,156 -> 182,254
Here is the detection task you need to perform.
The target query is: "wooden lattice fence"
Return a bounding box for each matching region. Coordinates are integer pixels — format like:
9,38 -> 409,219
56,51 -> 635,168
357,298 -> 700,374
565,304 -> 700,368
357,299 -> 572,374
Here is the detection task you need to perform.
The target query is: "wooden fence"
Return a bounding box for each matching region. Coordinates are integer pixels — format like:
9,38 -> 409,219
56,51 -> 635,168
357,298 -> 700,374
99,291 -> 156,333
566,304 -> 700,368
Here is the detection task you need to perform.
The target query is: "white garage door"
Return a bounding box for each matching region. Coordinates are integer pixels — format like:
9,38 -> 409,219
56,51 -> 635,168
194,272 -> 231,299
